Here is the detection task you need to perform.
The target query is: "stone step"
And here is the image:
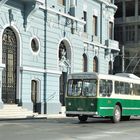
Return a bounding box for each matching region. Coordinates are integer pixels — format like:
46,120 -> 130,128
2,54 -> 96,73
0,104 -> 38,119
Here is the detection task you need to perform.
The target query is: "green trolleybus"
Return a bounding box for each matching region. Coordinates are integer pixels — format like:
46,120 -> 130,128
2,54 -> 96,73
65,72 -> 140,123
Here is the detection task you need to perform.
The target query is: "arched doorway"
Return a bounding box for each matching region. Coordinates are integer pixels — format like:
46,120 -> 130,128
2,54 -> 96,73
2,27 -> 17,104
59,40 -> 71,106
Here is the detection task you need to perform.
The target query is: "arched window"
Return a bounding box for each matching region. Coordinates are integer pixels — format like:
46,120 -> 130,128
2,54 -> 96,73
93,56 -> 98,72
2,27 -> 17,104
83,53 -> 87,72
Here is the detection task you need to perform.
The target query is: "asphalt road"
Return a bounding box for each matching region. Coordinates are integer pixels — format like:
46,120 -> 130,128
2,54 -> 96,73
0,117 -> 140,140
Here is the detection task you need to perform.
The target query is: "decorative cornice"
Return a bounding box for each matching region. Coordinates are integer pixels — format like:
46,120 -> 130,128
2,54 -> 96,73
27,2 -> 40,19
20,66 -> 62,75
84,40 -> 106,49
47,7 -> 86,25
23,1 -> 42,30
97,0 -> 117,10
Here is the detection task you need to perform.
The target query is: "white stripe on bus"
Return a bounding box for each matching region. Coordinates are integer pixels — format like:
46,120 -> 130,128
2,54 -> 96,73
100,107 -> 114,110
100,107 -> 140,110
122,107 -> 140,110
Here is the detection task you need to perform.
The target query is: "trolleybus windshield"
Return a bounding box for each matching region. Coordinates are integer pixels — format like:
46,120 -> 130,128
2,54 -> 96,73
67,79 -> 97,97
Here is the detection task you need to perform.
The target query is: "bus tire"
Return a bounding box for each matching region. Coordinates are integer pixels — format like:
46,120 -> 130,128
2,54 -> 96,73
111,105 -> 121,123
78,115 -> 88,122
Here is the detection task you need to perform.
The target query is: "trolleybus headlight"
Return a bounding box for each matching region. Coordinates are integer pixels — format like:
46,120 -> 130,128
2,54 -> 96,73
90,103 -> 94,106
68,102 -> 71,106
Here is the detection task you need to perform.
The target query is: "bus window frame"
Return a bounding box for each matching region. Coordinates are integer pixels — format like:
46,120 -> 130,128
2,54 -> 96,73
133,83 -> 140,96
115,81 -> 132,95
82,79 -> 97,97
67,79 -> 82,97
99,79 -> 113,97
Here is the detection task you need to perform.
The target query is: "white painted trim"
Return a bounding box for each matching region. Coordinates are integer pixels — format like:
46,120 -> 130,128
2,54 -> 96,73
0,24 -> 22,104
98,0 -> 117,10
93,9 -> 99,17
31,78 -> 41,103
84,40 -> 106,49
29,36 -> 41,55
20,66 -> 45,73
46,69 -> 62,75
20,66 -> 62,75
47,7 -> 86,25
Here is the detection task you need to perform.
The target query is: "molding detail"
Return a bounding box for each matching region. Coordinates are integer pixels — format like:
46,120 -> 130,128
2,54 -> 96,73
47,7 -> 86,25
20,66 -> 62,75
23,1 -> 42,30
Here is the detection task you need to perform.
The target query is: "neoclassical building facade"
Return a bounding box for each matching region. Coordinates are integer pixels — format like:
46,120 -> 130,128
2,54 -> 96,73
0,0 -> 119,114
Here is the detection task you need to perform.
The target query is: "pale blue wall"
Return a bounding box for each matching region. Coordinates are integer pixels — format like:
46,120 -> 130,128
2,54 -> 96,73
0,0 -> 119,114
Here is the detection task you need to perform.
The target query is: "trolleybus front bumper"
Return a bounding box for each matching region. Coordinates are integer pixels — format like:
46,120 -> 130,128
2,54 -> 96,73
66,111 -> 98,117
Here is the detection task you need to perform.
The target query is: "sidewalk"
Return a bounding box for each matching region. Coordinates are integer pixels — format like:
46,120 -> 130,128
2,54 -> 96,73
0,106 -> 66,120
35,106 -> 66,119
47,113 -> 66,119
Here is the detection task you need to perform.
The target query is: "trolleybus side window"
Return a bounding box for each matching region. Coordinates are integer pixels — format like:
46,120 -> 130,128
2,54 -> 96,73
68,79 -> 82,96
115,81 -> 131,95
120,82 -> 125,94
82,80 -> 97,96
124,82 -> 131,95
115,81 -> 120,94
133,84 -> 140,96
99,79 -> 112,97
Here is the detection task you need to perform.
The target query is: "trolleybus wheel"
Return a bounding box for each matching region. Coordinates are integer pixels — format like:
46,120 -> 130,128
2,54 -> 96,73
111,105 -> 121,123
78,115 -> 88,122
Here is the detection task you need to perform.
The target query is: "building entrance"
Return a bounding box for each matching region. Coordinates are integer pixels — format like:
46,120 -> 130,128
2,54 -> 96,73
2,27 -> 17,104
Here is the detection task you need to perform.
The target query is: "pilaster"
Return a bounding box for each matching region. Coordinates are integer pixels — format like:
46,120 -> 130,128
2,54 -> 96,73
0,64 -> 5,108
